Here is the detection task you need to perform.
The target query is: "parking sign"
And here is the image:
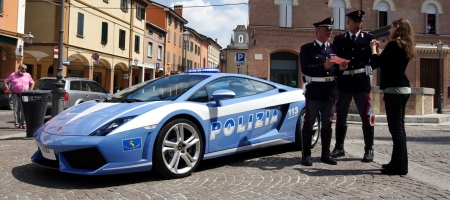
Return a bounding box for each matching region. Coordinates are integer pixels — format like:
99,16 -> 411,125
235,53 -> 245,62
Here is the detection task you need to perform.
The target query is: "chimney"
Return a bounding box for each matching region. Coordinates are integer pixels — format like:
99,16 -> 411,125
174,4 -> 183,17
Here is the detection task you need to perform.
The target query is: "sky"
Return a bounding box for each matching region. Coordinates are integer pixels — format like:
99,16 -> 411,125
152,0 -> 249,49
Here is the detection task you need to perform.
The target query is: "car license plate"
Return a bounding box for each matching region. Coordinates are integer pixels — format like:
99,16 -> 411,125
39,147 -> 56,160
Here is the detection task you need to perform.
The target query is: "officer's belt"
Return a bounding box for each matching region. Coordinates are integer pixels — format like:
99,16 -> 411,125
309,76 -> 336,82
342,68 -> 366,75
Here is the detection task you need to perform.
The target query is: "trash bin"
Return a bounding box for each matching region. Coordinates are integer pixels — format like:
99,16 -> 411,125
19,90 -> 51,138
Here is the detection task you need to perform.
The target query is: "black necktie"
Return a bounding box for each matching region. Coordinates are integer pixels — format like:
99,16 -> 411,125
321,43 -> 325,49
351,35 -> 356,42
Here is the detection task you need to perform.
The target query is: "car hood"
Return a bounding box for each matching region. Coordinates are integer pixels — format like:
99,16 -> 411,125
41,101 -> 170,136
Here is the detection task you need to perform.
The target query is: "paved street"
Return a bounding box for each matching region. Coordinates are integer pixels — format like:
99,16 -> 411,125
0,109 -> 450,199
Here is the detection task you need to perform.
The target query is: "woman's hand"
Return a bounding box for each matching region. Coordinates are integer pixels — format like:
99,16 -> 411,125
370,39 -> 380,55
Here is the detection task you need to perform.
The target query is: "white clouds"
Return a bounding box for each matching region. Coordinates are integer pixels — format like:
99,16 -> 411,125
153,0 -> 248,48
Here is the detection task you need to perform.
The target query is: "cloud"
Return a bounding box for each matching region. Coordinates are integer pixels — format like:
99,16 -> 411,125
167,0 -> 248,48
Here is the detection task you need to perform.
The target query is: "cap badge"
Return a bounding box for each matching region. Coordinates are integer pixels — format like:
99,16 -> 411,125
331,18 -> 334,24
358,11 -> 361,17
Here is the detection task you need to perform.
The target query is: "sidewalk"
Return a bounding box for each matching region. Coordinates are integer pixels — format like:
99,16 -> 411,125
346,108 -> 450,125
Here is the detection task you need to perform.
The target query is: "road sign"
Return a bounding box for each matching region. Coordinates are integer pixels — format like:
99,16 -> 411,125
235,53 -> 245,62
156,63 -> 160,69
62,60 -> 70,65
54,46 -> 58,55
92,53 -> 99,61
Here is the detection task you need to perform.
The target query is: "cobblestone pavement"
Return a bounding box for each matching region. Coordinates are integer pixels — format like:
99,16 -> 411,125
0,109 -> 450,199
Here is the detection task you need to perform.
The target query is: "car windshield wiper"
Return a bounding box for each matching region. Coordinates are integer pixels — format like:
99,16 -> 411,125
121,98 -> 143,103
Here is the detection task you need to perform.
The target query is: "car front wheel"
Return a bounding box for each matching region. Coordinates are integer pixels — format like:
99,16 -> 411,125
153,119 -> 204,179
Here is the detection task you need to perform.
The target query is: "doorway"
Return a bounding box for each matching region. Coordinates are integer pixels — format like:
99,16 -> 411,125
270,52 -> 298,87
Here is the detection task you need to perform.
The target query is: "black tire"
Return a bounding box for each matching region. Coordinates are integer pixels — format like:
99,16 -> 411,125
153,119 -> 204,179
294,109 -> 320,150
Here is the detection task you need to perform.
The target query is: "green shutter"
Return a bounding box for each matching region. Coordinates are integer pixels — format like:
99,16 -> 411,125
119,30 -> 125,49
77,12 -> 84,36
135,5 -> 139,18
101,22 -> 108,44
141,7 -> 145,20
135,35 -> 140,52
0,0 -> 3,13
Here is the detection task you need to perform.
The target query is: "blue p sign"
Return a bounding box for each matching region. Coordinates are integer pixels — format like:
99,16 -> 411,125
235,53 -> 245,62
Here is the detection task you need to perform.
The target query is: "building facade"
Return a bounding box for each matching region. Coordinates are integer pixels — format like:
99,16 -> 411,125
184,27 -> 209,70
223,25 -> 249,74
248,0 -> 450,110
143,21 -> 166,79
204,37 -> 221,68
0,0 -> 26,78
147,3 -> 187,75
23,0 -> 149,93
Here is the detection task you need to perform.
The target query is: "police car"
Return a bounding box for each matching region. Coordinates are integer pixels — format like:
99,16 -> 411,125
32,68 -> 320,178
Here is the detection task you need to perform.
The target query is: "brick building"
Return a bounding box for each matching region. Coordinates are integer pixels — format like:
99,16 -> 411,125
247,0 -> 450,112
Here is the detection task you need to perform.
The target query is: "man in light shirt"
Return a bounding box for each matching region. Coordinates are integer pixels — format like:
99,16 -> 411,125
4,64 -> 35,129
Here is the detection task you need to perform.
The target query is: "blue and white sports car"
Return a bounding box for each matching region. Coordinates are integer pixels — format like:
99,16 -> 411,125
32,70 -> 320,178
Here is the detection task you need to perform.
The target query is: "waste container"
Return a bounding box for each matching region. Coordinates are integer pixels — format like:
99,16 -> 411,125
19,90 -> 51,138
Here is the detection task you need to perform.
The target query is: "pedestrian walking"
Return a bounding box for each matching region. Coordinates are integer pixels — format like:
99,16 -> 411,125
331,10 -> 376,162
369,18 -> 415,175
300,17 -> 348,166
4,64 -> 35,129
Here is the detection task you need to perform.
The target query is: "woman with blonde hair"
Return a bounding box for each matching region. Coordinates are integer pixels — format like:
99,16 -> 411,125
369,18 -> 415,175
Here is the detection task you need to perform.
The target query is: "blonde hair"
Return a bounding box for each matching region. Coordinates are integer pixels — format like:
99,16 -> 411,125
392,18 -> 415,61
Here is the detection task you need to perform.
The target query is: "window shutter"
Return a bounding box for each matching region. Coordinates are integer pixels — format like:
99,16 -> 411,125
135,5 -> 139,18
141,7 -> 145,20
77,12 -> 84,36
135,35 -> 140,52
101,22 -> 108,44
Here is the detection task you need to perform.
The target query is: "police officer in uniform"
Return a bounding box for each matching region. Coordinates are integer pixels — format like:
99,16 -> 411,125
331,10 -> 376,162
300,17 -> 347,166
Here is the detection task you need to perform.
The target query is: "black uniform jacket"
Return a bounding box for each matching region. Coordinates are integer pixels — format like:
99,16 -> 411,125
333,31 -> 376,93
300,41 -> 342,101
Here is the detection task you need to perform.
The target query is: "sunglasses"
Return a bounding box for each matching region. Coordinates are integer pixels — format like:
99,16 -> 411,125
19,67 -> 27,71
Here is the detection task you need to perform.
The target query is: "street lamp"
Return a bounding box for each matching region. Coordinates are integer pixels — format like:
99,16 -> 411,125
436,40 -> 444,114
19,32 -> 34,53
134,58 -> 139,66
51,0 -> 66,117
183,31 -> 190,70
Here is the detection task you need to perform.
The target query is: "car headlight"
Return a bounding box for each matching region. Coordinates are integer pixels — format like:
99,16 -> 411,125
89,116 -> 137,136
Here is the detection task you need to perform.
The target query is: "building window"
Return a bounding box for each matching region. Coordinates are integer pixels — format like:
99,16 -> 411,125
101,22 -> 108,44
136,4 -> 145,20
425,4 -> 437,34
376,1 -> 390,28
238,35 -> 244,43
278,0 -> 293,28
173,53 -> 176,69
167,29 -> 171,42
157,46 -> 162,60
174,32 -> 177,45
120,0 -> 128,12
147,42 -> 152,58
134,35 -> 140,53
174,19 -> 178,29
77,12 -> 84,37
190,42 -> 193,51
0,0 -> 3,14
167,52 -> 170,64
119,29 -> 126,49
168,14 -> 172,24
179,35 -> 182,47
332,0 -> 345,30
180,23 -> 183,32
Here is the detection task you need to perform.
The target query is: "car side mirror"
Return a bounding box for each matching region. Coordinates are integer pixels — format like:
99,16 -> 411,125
212,89 -> 235,106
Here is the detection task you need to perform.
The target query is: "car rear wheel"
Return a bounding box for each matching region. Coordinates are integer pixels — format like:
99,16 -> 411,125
153,119 -> 204,179
295,109 -> 320,150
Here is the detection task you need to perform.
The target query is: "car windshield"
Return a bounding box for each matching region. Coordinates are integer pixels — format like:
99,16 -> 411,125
34,79 -> 66,90
108,74 -> 209,102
